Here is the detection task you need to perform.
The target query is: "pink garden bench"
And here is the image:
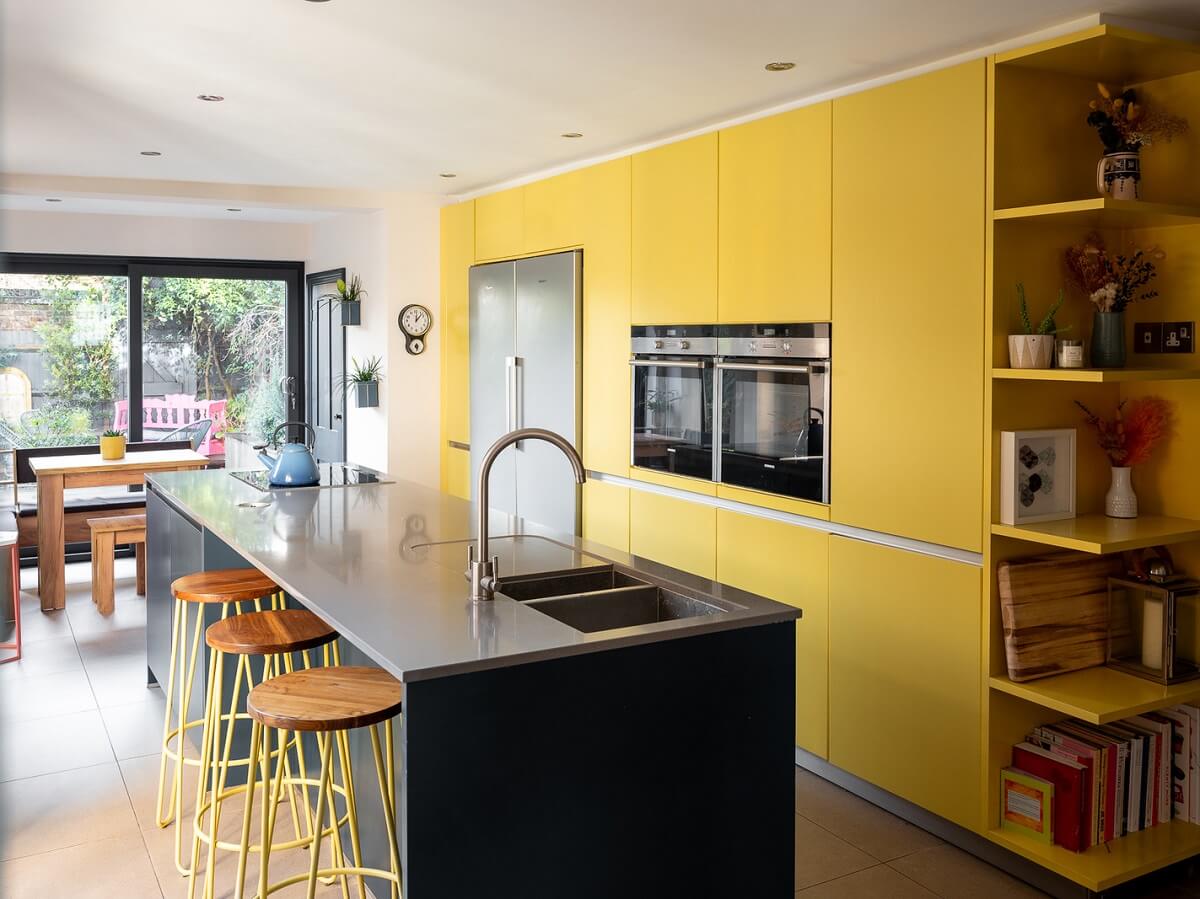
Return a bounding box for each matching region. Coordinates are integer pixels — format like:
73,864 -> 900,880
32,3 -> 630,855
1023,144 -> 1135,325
112,395 -> 226,456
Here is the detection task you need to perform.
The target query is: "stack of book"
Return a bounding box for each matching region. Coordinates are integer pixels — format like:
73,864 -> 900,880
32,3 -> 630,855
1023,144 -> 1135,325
1000,705 -> 1200,852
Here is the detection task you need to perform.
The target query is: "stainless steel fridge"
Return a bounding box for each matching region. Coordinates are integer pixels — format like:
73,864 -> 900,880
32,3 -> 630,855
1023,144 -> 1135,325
469,250 -> 582,535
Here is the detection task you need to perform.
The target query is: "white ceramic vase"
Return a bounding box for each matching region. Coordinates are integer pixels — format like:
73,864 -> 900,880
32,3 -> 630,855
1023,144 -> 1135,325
1096,151 -> 1141,201
1008,334 -> 1055,369
1106,466 -> 1138,519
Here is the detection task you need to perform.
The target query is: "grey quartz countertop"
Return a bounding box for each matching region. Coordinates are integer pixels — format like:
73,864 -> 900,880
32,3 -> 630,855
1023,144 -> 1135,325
146,469 -> 799,682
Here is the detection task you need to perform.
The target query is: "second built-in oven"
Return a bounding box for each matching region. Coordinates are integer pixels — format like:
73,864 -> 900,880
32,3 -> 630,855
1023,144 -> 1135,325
716,324 -> 831,503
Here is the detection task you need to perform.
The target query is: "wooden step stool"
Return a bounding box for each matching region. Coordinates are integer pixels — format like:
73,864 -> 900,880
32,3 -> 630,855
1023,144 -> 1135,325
88,513 -> 147,615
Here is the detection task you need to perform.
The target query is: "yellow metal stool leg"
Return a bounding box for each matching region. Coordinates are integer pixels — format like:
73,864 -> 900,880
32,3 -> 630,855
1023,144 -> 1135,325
234,719 -> 262,899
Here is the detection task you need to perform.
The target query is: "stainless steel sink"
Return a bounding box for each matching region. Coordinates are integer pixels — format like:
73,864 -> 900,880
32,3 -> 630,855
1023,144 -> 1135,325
496,568 -> 646,602
521,583 -> 723,633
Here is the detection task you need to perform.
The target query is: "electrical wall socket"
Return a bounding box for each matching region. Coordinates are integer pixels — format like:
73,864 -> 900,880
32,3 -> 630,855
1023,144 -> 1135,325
1134,321 -> 1194,354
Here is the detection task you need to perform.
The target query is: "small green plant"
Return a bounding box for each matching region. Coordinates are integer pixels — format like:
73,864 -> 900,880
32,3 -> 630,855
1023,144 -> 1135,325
1016,283 -> 1069,336
322,274 -> 366,307
347,356 -> 383,384
101,428 -> 125,438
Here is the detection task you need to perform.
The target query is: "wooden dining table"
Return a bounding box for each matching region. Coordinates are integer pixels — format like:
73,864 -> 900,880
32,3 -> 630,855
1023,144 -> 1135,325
30,449 -> 209,611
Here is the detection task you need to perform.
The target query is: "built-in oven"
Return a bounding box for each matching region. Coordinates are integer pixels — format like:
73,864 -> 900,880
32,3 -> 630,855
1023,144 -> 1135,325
630,326 -> 717,481
715,324 -> 831,504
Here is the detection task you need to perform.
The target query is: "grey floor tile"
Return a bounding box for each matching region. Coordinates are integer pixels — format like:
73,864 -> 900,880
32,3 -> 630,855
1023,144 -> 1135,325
796,864 -> 939,897
101,692 -> 168,760
0,666 -> 96,721
85,655 -> 159,708
0,708 -> 114,781
794,766 -> 942,861
0,633 -> 82,680
794,814 -> 875,890
889,844 -> 1050,898
0,832 -> 161,899
13,599 -> 72,645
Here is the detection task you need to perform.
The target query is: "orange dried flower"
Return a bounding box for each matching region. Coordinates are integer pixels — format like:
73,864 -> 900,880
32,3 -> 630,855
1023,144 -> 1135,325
1076,396 -> 1171,467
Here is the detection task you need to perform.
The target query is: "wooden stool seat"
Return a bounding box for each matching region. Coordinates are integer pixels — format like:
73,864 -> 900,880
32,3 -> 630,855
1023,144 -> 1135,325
205,609 -> 337,656
247,666 -> 403,732
172,568 -> 278,604
89,512 -> 147,615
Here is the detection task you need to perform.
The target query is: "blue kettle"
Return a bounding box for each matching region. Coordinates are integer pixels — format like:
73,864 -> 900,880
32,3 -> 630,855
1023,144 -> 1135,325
256,422 -> 321,487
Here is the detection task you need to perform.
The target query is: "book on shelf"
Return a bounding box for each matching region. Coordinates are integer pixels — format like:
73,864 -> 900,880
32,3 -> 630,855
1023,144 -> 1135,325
1011,704 -> 1200,851
1001,767 -> 1054,844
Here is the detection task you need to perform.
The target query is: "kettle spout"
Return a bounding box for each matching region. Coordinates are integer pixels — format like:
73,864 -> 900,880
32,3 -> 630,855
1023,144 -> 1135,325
256,450 -> 277,471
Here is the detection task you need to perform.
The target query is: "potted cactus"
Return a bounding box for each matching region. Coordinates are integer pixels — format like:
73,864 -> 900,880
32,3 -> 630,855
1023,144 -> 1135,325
347,356 -> 382,408
100,427 -> 126,460
1008,283 -> 1067,369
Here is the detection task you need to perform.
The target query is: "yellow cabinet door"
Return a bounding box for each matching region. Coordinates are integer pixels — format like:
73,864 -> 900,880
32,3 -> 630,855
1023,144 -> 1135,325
716,510 -> 828,757
828,537 -> 981,829
582,480 -> 630,553
830,61 -> 985,552
718,104 -> 832,323
475,187 -> 524,261
523,168 -> 585,255
440,200 -> 475,498
629,490 -> 715,579
631,134 -> 718,324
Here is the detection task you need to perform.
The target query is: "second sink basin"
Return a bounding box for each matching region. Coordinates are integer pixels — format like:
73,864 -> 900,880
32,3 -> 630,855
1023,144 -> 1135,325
496,567 -> 645,602
523,584 -> 723,634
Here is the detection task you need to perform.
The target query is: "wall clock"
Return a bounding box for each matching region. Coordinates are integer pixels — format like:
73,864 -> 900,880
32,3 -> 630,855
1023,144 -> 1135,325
399,304 -> 432,355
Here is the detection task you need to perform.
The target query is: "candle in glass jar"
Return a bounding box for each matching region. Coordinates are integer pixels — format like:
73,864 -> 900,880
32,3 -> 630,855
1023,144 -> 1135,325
1057,339 -> 1085,369
1142,594 -> 1164,670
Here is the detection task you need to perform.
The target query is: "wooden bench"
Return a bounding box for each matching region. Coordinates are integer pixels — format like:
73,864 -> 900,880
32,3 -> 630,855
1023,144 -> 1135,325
88,514 -> 147,615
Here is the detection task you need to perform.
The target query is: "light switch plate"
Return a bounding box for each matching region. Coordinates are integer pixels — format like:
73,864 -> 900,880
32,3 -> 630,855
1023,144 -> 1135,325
1164,322 -> 1195,354
1134,322 -> 1163,353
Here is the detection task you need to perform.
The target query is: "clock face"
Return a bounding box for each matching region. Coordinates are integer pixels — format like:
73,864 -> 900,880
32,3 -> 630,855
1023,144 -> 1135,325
399,304 -> 431,337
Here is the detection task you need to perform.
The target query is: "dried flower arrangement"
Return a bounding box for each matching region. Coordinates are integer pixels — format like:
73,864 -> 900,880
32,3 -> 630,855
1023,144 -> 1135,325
1087,83 -> 1189,153
1064,232 -> 1164,312
1076,396 -> 1171,467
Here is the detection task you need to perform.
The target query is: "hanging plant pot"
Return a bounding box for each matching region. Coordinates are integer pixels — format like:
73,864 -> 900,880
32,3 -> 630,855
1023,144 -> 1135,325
341,300 -> 362,326
354,380 -> 379,408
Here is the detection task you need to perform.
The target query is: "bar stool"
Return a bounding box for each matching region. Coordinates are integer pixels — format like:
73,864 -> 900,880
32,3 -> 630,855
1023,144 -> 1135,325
239,666 -> 404,899
156,568 -> 283,876
189,608 -> 341,899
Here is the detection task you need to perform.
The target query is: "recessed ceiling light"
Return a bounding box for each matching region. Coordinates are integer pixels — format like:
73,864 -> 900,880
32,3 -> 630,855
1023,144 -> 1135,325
45,198 -> 62,203
439,172 -> 457,179
764,61 -> 796,72
197,94 -> 225,102
561,132 -> 583,139
226,207 -> 242,212
140,150 -> 162,157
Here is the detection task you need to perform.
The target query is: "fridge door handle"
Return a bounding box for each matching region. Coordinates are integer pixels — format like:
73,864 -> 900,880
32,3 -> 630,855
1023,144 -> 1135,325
513,356 -> 525,450
505,356 -> 517,433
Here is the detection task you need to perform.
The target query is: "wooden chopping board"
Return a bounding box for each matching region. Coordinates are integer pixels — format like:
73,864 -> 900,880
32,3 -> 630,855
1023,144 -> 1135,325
998,551 -> 1124,682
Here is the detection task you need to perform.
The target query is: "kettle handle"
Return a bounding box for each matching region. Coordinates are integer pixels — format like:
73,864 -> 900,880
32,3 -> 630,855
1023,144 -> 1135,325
271,421 -> 317,450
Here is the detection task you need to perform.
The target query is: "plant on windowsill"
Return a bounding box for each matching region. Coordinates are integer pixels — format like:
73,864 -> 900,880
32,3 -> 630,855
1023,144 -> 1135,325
320,274 -> 366,326
1008,283 -> 1067,369
1076,396 -> 1171,519
1065,233 -> 1163,368
346,356 -> 382,408
99,427 -> 126,460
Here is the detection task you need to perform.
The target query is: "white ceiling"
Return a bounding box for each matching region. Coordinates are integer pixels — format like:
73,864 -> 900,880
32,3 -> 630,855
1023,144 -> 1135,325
0,193 -> 337,223
4,0 -> 1200,196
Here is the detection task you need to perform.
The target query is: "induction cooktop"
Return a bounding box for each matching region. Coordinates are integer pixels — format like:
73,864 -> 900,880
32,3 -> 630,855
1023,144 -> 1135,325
231,464 -> 389,492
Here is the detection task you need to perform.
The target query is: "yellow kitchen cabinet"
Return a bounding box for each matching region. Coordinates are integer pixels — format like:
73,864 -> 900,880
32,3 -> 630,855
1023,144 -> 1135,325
475,187 -> 524,261
631,134 -> 718,324
629,490 -> 715,579
523,168 -> 585,254
718,104 -> 832,323
830,61 -> 985,552
716,510 -> 828,757
582,480 -> 630,553
440,200 -> 474,498
828,537 -> 981,828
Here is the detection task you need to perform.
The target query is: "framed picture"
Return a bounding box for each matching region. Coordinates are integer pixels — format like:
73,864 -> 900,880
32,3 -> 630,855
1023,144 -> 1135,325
1000,429 -> 1076,526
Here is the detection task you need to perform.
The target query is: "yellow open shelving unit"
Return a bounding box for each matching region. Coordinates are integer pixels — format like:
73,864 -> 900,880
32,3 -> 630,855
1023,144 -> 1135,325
984,23 -> 1200,890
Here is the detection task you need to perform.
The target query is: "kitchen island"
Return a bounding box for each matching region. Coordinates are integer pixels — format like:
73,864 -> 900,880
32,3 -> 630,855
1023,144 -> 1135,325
145,467 -> 799,898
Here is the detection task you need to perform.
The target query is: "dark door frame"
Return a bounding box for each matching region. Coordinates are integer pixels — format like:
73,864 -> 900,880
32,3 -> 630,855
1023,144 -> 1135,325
305,267 -> 348,462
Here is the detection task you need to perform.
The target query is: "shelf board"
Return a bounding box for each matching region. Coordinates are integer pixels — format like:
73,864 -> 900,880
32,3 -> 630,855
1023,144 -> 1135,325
991,514 -> 1200,554
994,24 -> 1200,84
993,198 -> 1200,229
992,367 -> 1200,383
990,667 -> 1200,725
987,821 -> 1200,892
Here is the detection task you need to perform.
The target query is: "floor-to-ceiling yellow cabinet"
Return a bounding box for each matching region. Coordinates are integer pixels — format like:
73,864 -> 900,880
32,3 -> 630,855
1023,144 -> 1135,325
439,200 -> 475,499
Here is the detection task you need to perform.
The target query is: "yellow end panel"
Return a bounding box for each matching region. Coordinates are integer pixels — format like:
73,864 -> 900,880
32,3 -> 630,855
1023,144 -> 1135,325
631,134 -> 718,324
718,103 -> 832,323
475,187 -> 524,261
443,446 -> 471,500
829,537 -> 982,829
629,490 -> 715,580
440,201 -> 475,494
582,480 -> 630,554
717,510 -> 829,757
830,60 -> 986,552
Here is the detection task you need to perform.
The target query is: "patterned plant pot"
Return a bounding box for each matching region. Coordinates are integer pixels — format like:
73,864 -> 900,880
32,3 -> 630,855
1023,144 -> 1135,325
1007,334 -> 1055,369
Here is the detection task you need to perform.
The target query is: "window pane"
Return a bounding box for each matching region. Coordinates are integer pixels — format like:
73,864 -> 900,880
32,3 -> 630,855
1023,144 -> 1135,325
0,274 -> 129,479
140,276 -> 287,467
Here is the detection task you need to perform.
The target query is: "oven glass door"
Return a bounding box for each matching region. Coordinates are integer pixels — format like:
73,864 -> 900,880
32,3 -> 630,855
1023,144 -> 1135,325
631,359 -> 713,480
717,361 -> 828,502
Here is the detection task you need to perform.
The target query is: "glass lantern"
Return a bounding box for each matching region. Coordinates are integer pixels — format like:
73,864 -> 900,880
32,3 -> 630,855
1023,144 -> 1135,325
1107,575 -> 1200,684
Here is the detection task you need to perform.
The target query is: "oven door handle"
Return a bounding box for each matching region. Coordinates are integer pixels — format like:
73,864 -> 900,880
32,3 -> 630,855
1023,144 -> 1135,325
629,359 -> 708,369
716,361 -> 812,374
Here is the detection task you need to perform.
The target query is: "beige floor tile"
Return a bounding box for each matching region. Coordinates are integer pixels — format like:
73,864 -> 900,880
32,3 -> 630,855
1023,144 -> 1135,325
85,655 -> 159,708
0,762 -> 139,860
121,751 -> 202,833
0,666 -> 96,722
794,814 -> 875,890
0,633 -> 83,680
1,708 -> 114,781
102,693 -> 169,760
76,626 -> 146,663
0,832 -> 161,899
794,767 -> 942,861
888,844 -> 1050,898
796,864 -> 939,898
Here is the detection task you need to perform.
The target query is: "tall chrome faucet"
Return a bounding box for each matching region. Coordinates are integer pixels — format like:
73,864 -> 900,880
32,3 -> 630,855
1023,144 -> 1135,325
468,428 -> 586,602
